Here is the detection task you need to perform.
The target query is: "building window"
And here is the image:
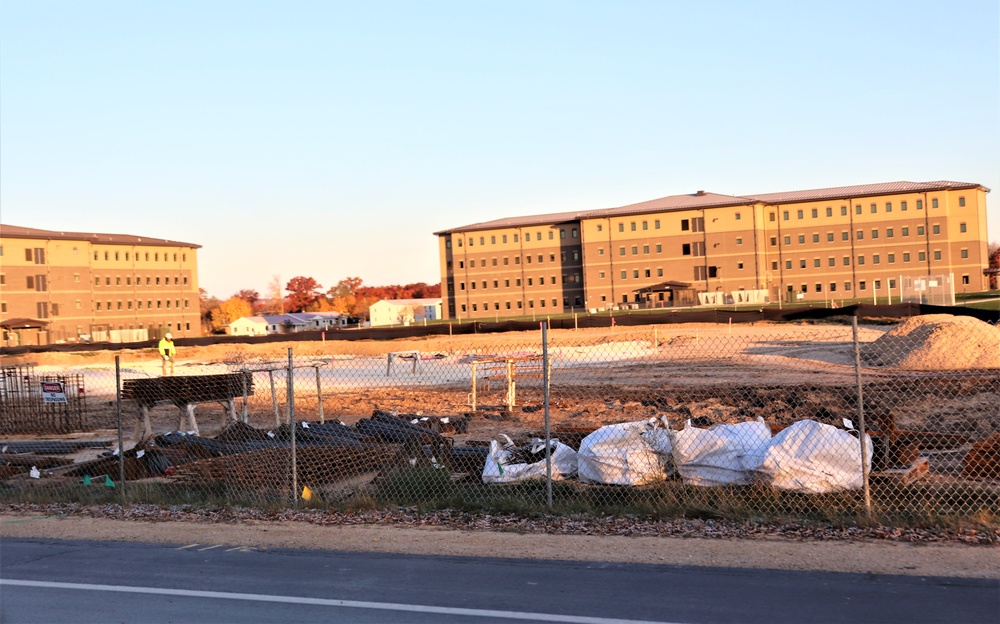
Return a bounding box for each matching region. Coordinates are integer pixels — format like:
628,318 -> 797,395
783,211 -> 789,221
857,255 -> 865,265
655,244 -> 662,253
888,253 -> 895,263
855,205 -> 862,215
932,224 -> 940,234
799,260 -> 806,269
843,256 -> 850,266
480,237 -> 485,245
828,257 -> 835,267
771,261 -> 778,270
630,222 -> 636,232
785,260 -> 792,270
618,223 -> 625,232
812,234 -> 819,243
599,271 -> 605,278
737,262 -> 744,270
903,252 -> 910,262
856,230 -> 863,240
842,231 -> 849,241
961,248 -> 968,259
918,251 -> 926,262
826,207 -> 833,217
900,201 -> 907,211
871,229 -> 879,239
560,230 -> 566,239
657,268 -> 663,277
859,281 -> 867,291
811,208 -> 818,218
934,251 -> 942,261
770,237 -> 778,246
797,210 -> 803,219
681,219 -> 690,231
736,237 -> 743,245
902,227 -> 909,236
885,202 -> 892,212
654,219 -> 661,229
631,245 -> 638,255
931,198 -> 939,208
572,228 -> 578,238
769,212 -> 776,222
960,222 -> 967,233
869,203 -> 876,214
784,235 -> 791,245
642,245 -> 649,254
798,235 -> 805,244
633,270 -> 639,278
958,196 -> 966,207
620,271 -> 627,279
619,247 -> 626,256
826,233 -> 834,242
918,226 -> 925,236
873,255 -> 880,265
813,258 -> 821,268
886,228 -> 893,238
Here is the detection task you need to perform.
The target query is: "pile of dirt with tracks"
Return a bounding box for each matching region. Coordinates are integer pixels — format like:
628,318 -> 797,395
861,314 -> 1000,370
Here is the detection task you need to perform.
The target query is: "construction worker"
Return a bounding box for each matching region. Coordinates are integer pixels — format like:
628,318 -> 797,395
158,332 -> 176,376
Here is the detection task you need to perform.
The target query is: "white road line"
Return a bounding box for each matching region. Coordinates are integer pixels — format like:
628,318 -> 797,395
197,545 -> 224,551
176,544 -> 200,549
0,579 -> 678,624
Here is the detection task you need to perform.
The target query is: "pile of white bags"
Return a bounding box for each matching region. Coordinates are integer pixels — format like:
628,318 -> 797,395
578,420 -> 668,486
482,438 -> 578,484
671,418 -> 772,486
757,420 -> 872,493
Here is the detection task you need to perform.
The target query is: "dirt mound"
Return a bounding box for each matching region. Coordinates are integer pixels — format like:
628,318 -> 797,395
861,315 -> 1000,370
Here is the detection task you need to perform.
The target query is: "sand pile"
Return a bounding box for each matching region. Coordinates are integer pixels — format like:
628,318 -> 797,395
861,314 -> 1000,370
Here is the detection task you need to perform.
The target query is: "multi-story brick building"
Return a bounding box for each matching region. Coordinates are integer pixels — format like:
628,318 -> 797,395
0,225 -> 201,345
435,180 -> 990,319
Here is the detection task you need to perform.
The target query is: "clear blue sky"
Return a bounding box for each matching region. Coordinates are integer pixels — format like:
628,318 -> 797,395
2,1 -> 997,299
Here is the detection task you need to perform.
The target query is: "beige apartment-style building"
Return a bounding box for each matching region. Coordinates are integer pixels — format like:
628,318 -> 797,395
0,225 -> 201,345
435,180 -> 990,320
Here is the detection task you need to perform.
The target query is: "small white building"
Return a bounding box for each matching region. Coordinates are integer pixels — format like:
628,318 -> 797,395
229,311 -> 347,336
228,316 -> 270,336
369,298 -> 442,327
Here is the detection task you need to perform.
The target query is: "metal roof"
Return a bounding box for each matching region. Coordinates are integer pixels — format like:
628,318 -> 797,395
434,180 -> 987,235
0,224 -> 202,249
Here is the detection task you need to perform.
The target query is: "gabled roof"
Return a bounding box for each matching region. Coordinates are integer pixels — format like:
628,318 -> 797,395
746,180 -> 984,204
0,224 -> 201,248
433,180 -> 987,235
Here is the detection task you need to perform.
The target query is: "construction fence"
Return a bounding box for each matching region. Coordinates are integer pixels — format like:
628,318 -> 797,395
1,315 -> 998,527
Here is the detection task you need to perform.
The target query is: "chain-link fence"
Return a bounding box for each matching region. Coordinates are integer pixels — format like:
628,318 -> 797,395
2,315 -> 998,527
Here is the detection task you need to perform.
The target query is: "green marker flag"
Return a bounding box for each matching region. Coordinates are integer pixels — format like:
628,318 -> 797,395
104,475 -> 115,488
82,475 -> 91,486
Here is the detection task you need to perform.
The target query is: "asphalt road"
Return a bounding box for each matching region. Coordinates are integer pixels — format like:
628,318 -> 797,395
1,538 -> 996,624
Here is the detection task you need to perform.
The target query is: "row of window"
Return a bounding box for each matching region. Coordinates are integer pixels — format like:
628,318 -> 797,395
768,197 -> 956,223
94,250 -> 187,263
769,223 -> 963,247
458,296 -> 586,313
452,250 -> 580,270
94,299 -> 191,311
772,248 -> 964,271
457,274 -> 583,291
94,275 -> 190,287
449,228 -> 579,248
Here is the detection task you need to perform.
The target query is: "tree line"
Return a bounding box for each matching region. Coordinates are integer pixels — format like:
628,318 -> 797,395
200,277 -> 441,333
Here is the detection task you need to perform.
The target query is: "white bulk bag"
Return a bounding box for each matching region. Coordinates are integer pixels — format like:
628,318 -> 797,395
578,421 -> 667,486
673,418 -> 772,486
482,438 -> 578,484
758,420 -> 873,494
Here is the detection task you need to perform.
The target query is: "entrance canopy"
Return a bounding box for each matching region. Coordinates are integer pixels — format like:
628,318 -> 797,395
0,318 -> 50,330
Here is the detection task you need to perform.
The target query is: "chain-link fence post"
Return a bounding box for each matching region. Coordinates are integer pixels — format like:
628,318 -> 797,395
288,347 -> 297,507
542,321 -> 552,510
114,355 -> 126,501
852,315 -> 872,517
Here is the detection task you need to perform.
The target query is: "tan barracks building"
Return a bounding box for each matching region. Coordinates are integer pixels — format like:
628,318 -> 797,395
435,180 -> 990,320
0,225 -> 201,345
